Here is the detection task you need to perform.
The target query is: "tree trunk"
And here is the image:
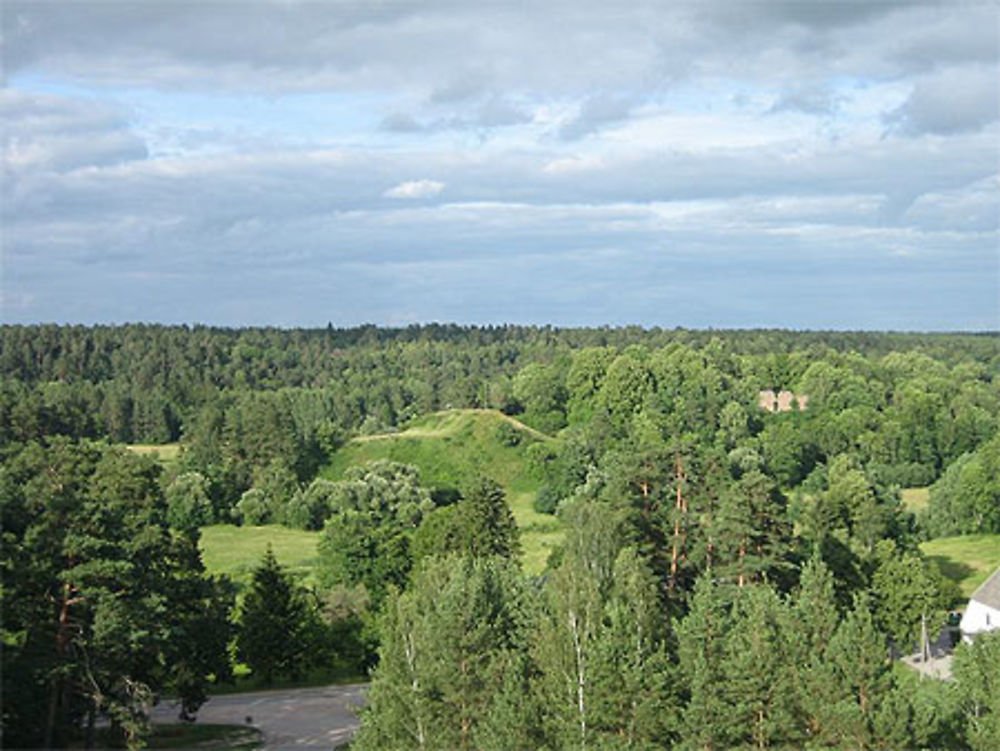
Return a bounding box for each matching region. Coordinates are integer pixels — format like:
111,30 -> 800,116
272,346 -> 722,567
669,457 -> 686,593
569,608 -> 587,751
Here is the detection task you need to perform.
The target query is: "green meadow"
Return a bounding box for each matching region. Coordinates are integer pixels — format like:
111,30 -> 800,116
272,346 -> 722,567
199,524 -> 321,592
921,533 -> 1000,599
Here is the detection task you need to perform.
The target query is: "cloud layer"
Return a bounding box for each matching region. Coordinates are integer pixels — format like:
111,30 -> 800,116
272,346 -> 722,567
2,1 -> 998,329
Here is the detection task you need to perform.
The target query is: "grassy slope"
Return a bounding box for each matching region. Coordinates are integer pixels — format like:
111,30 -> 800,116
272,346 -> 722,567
322,409 -> 563,573
921,534 -> 1000,598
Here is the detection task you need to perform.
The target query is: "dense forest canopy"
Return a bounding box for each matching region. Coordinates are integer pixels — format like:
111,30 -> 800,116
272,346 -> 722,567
2,324 -> 999,749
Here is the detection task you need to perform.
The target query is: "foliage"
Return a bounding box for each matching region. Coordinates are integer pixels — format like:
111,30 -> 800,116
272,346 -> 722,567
4,324 -> 1000,747
952,631 -> 1000,750
317,461 -> 434,605
923,435 -> 1000,538
0,440 -> 232,749
353,555 -> 534,751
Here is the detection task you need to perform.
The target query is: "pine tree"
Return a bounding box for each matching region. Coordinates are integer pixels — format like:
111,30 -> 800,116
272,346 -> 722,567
721,584 -> 797,749
676,574 -> 733,751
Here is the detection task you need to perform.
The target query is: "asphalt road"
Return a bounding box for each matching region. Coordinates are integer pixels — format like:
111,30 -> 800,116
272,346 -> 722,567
151,683 -> 368,750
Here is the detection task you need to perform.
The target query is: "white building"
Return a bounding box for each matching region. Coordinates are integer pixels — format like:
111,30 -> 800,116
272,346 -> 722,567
960,567 -> 1000,643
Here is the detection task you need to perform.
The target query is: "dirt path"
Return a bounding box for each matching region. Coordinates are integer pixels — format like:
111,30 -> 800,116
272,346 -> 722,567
152,683 -> 367,750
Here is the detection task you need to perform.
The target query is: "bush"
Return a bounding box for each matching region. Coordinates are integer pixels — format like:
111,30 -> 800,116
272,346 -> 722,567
533,484 -> 561,515
494,421 -> 522,447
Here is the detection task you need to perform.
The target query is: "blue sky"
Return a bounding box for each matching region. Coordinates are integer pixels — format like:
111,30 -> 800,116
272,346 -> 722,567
2,1 -> 998,330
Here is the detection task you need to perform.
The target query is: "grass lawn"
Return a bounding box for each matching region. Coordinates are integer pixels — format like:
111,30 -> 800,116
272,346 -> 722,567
199,524 -> 321,591
921,534 -> 1000,599
323,409 -> 564,574
900,486 -> 930,513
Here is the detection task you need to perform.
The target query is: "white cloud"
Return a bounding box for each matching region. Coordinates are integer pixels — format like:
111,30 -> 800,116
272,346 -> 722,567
2,1 -> 997,328
383,179 -> 445,199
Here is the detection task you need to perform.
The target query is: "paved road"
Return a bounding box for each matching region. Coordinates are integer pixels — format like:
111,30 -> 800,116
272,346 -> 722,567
151,683 -> 367,750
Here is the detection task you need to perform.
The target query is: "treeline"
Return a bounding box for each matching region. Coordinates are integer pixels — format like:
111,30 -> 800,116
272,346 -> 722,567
2,325 -> 997,537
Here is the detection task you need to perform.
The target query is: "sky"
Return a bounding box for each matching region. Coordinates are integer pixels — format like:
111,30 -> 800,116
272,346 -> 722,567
2,1 -> 998,330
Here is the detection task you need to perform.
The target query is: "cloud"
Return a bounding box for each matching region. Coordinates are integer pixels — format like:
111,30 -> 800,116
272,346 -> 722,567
380,112 -> 425,133
769,85 -> 841,116
558,92 -> 638,140
383,179 -> 445,199
0,90 -> 147,173
3,1 -> 997,329
885,66 -> 1000,136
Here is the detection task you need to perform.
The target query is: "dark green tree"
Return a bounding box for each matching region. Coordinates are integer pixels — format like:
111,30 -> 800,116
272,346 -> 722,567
457,476 -> 521,560
236,546 -> 315,685
0,441 -> 231,749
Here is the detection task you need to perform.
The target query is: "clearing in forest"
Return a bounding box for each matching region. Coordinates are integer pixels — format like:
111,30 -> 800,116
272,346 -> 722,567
199,524 -> 321,591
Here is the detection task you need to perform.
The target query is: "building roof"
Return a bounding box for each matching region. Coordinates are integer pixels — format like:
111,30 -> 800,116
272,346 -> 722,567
970,567 -> 1000,610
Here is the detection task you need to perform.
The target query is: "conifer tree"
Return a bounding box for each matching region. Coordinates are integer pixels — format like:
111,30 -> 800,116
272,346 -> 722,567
236,546 -> 312,685
721,583 -> 797,749
789,554 -> 841,741
676,574 -> 733,751
459,476 -> 521,560
822,592 -> 893,747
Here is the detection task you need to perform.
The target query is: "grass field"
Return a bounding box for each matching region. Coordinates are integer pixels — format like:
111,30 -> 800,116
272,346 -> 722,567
322,409 -> 564,574
900,486 -> 930,513
126,442 -> 182,461
199,524 -> 321,591
921,534 -> 1000,599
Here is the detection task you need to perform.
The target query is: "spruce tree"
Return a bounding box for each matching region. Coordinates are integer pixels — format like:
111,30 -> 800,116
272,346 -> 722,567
459,476 -> 520,560
236,546 -> 311,685
789,555 -> 841,742
823,592 -> 893,747
721,583 -> 797,749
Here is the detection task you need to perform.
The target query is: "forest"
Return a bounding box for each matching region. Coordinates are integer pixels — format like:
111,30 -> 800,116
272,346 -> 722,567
2,323 -> 999,750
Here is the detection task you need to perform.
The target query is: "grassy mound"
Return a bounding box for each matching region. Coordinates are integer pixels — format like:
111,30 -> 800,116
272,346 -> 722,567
322,409 -> 563,573
921,533 -> 1000,599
